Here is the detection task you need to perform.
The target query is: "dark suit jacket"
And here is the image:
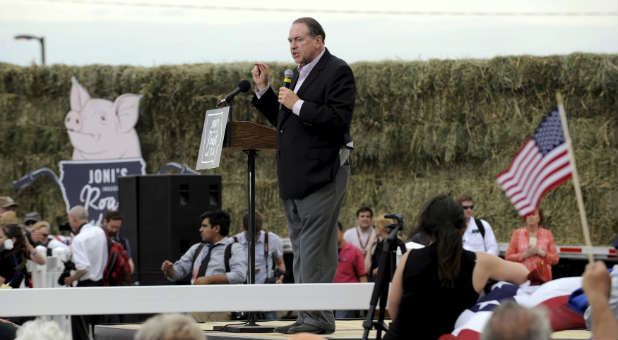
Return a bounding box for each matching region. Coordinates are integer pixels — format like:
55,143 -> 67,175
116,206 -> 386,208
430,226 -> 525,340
252,49 -> 355,199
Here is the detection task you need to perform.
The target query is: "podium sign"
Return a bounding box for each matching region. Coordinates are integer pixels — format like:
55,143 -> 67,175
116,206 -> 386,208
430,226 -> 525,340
196,106 -> 229,170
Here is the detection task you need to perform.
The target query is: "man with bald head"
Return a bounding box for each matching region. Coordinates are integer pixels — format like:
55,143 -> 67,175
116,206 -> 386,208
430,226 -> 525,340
64,205 -> 108,340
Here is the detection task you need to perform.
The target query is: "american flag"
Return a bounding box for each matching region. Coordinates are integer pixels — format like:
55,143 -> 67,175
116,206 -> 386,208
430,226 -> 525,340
439,277 -> 585,339
496,109 -> 572,217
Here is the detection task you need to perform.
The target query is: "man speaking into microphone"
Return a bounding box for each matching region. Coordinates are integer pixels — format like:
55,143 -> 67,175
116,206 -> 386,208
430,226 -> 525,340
251,17 -> 355,334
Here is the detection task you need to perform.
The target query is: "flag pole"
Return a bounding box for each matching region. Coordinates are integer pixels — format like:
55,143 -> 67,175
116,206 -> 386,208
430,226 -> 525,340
555,92 -> 594,263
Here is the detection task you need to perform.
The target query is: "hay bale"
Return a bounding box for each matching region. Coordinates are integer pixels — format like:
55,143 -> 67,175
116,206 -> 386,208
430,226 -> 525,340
0,54 -> 615,244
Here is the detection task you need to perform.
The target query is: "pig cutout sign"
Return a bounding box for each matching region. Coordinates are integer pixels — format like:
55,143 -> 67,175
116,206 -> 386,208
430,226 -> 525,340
13,76 -> 197,226
65,77 -> 142,160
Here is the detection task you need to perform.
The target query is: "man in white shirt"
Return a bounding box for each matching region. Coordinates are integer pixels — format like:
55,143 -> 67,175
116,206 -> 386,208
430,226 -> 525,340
233,212 -> 285,286
343,207 -> 376,257
64,205 -> 108,340
457,195 -> 499,256
233,212 -> 286,320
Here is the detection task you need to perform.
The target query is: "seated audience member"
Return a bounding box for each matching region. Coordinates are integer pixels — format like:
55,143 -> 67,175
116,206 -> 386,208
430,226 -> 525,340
582,261 -> 618,340
160,210 -> 246,286
161,211 -> 246,322
234,211 -> 286,285
384,195 -> 529,340
15,319 -> 68,340
365,215 -> 407,282
334,221 -> 367,318
233,211 -> 285,320
134,313 -> 205,340
480,301 -> 551,340
0,224 -> 46,288
505,208 -> 558,283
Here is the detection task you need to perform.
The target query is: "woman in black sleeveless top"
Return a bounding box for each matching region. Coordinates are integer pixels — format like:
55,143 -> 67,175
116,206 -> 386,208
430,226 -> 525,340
384,195 -> 529,340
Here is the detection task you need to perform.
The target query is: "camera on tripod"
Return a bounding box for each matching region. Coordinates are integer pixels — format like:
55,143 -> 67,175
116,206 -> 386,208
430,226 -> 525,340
383,214 -> 403,235
363,213 -> 404,340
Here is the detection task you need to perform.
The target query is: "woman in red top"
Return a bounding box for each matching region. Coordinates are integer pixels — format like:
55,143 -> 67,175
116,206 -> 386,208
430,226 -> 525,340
506,208 -> 559,282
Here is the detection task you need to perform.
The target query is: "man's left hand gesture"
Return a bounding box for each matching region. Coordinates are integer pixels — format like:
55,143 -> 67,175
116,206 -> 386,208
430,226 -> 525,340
278,87 -> 299,110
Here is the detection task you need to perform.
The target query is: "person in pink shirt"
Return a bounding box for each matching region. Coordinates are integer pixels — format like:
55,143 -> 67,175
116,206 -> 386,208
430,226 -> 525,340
505,208 -> 559,282
334,222 -> 367,318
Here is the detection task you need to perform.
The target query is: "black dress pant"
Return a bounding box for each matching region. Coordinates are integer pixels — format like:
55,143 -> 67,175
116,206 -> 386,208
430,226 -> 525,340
71,279 -> 103,340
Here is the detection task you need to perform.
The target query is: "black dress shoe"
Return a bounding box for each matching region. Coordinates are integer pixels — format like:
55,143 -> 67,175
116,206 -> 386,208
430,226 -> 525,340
287,323 -> 334,335
274,322 -> 302,334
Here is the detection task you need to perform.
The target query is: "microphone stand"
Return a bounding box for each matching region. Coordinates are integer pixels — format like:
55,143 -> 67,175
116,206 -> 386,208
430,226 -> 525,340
362,222 -> 402,340
213,96 -> 274,333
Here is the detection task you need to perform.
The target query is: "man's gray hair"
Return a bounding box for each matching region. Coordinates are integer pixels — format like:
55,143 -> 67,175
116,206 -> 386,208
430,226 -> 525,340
293,17 -> 326,43
481,301 -> 552,340
69,205 -> 88,221
134,313 -> 205,340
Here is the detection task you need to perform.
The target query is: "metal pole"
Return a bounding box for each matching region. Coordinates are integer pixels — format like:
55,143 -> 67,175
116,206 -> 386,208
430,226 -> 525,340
40,37 -> 46,65
247,149 -> 257,326
215,148 -> 274,333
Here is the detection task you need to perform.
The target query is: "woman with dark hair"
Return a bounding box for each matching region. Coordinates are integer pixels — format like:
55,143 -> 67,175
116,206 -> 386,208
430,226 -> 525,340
384,195 -> 529,340
506,208 -> 558,283
0,224 -> 45,288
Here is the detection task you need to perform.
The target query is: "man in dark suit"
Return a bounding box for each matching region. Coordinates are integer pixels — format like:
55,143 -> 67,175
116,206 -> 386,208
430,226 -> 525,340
251,17 -> 355,334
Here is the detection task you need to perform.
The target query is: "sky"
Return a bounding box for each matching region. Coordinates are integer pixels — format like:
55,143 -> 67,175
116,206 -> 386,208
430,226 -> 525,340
0,0 -> 616,66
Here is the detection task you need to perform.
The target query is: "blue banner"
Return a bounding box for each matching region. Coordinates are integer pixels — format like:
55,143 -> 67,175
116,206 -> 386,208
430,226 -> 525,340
59,159 -> 146,225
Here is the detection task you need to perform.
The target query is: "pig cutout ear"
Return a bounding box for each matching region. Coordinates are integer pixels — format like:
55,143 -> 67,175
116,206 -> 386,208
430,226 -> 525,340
113,94 -> 142,132
70,77 -> 90,111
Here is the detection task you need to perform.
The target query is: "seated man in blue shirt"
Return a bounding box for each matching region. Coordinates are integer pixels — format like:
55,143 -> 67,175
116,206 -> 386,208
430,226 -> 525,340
233,211 -> 286,320
161,210 -> 246,285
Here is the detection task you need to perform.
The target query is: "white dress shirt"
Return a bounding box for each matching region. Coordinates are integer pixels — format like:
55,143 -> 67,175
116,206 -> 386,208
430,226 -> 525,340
71,223 -> 108,281
462,217 -> 499,256
234,230 -> 283,284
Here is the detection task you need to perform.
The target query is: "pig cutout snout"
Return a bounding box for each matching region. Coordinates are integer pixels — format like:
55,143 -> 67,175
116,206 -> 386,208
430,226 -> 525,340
65,77 -> 142,160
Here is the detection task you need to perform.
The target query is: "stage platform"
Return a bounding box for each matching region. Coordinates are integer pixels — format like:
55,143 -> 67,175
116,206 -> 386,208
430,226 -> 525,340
95,320 -> 592,340
95,320 -> 380,340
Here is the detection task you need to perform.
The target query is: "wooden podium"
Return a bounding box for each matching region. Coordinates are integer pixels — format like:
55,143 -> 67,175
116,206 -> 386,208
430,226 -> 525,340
223,121 -> 276,151
217,121 -> 277,333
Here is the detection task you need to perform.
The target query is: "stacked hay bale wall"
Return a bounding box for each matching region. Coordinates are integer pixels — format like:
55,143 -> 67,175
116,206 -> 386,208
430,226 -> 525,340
0,53 -> 616,244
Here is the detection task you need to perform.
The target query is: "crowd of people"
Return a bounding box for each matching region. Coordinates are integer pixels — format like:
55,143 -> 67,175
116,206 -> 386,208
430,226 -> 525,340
2,191 -> 616,340
1,14 -> 617,340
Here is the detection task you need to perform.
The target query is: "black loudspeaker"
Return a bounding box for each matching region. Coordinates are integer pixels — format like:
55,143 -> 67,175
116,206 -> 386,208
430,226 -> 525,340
118,174 -> 222,285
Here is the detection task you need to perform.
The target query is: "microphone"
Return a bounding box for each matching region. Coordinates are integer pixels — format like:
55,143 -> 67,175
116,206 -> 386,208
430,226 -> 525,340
282,69 -> 294,89
218,79 -> 251,106
279,69 -> 294,111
